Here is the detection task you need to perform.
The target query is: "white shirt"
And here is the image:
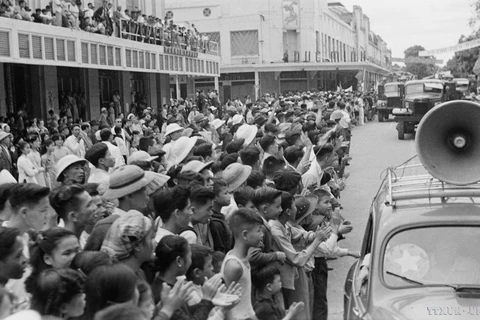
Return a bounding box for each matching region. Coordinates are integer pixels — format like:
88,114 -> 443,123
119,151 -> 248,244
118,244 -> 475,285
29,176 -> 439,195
87,168 -> 110,195
64,135 -> 86,158
102,141 -> 125,169
302,160 -> 323,190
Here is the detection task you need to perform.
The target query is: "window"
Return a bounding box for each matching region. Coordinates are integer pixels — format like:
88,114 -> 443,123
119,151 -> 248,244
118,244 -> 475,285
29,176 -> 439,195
230,30 -> 259,56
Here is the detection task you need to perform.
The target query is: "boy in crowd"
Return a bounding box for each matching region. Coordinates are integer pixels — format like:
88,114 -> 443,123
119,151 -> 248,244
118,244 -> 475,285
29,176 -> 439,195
233,186 -> 256,212
181,186 -> 215,246
313,189 -> 359,320
222,208 -> 264,320
210,179 -> 233,253
249,187 -> 286,268
252,264 -> 304,320
186,244 -> 215,306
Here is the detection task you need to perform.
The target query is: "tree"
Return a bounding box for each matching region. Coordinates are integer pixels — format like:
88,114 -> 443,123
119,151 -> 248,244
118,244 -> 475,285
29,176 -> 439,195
403,45 -> 436,79
443,31 -> 480,77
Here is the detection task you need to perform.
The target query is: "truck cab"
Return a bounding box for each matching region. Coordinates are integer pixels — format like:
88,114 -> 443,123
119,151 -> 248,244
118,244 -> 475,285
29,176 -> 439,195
392,79 -> 444,140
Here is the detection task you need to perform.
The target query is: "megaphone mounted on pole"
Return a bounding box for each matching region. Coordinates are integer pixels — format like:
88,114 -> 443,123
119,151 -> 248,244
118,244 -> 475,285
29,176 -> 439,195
416,100 -> 480,185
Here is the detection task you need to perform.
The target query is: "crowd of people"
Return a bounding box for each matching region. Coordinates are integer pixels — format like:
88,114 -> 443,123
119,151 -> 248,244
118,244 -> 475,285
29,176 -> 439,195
0,88 -> 376,320
0,0 -> 212,53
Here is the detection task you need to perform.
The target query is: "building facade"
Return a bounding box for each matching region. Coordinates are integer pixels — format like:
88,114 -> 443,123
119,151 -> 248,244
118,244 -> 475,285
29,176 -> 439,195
165,0 -> 392,101
0,1 -> 219,121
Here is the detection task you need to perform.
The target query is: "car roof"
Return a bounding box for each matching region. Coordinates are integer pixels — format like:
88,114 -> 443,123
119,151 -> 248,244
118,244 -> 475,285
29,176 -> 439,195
372,162 -> 480,233
404,79 -> 443,86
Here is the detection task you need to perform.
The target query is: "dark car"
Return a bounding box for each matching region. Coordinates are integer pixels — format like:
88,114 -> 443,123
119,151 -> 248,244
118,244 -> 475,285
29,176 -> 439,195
392,79 -> 444,140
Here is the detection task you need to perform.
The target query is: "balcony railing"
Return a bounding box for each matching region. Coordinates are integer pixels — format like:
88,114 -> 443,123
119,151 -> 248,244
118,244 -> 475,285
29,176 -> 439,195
0,18 -> 220,77
118,19 -> 219,56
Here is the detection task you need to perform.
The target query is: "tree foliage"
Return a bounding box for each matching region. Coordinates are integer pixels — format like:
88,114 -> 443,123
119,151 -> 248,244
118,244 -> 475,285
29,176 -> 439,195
403,45 -> 436,79
443,31 -> 480,77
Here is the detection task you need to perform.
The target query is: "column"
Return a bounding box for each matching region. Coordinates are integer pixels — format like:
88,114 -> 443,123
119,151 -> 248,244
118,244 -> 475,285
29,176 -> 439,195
120,71 -> 131,114
0,64 -> 7,117
175,75 -> 181,100
186,76 -> 196,101
149,73 -> 158,111
254,71 -> 259,101
214,76 -> 220,93
86,69 -> 101,120
158,74 -> 170,106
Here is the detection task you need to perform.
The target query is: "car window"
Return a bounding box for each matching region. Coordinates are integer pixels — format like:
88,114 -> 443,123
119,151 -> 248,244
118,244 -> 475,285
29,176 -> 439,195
383,226 -> 480,288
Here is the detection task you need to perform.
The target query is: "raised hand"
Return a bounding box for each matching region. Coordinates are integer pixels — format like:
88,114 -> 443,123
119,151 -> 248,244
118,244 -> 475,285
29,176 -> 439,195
202,273 -> 224,301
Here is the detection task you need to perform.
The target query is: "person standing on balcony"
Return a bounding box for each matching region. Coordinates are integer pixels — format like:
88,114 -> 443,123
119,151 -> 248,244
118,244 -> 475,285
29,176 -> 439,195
94,0 -> 112,35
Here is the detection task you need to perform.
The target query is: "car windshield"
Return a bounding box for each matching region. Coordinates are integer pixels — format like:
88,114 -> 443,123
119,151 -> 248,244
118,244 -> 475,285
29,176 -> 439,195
405,83 -> 443,96
383,226 -> 480,288
384,85 -> 400,97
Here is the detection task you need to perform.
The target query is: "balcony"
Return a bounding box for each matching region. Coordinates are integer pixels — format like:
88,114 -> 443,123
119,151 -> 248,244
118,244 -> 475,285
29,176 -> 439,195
0,18 -> 220,77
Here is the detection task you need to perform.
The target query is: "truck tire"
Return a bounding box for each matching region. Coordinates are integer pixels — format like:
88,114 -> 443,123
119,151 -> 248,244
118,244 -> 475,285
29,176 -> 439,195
378,110 -> 384,122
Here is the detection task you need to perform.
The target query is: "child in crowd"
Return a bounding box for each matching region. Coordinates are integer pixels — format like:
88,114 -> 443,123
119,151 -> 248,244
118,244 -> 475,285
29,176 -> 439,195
251,264 -> 304,320
269,192 -> 330,320
186,244 -> 215,306
233,187 -> 257,212
249,187 -> 286,269
212,251 -> 225,274
222,208 -> 263,320
312,189 -> 359,320
210,179 -> 234,253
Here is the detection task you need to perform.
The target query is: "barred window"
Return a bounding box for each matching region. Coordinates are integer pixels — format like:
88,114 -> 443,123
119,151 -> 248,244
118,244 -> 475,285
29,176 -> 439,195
230,30 -> 259,56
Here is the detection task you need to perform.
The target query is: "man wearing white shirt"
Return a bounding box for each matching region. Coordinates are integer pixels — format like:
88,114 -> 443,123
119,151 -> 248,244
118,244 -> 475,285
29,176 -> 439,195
99,128 -> 125,169
85,143 -> 115,195
64,124 -> 86,158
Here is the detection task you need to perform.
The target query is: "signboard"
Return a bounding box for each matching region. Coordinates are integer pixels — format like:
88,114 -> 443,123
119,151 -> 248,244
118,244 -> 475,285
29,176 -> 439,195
392,57 -> 443,64
419,38 -> 480,57
282,0 -> 299,29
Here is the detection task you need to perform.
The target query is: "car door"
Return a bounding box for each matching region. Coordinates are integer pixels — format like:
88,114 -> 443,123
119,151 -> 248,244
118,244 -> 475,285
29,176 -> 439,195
346,213 -> 374,320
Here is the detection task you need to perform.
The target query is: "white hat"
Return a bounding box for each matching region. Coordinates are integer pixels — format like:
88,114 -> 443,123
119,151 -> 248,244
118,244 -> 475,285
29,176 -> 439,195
0,169 -> 16,184
211,119 -> 225,130
55,155 -> 87,181
235,124 -> 258,147
222,163 -> 252,192
165,123 -> 184,136
0,131 -> 12,142
232,114 -> 244,125
103,165 -> 156,200
181,160 -> 214,173
127,151 -> 158,165
166,136 -> 198,169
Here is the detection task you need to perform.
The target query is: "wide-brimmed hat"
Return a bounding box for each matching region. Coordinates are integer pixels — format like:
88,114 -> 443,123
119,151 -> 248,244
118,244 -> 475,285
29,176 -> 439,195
194,113 -> 208,123
166,136 -> 197,169
103,165 -> 155,200
165,123 -> 183,136
181,160 -> 213,173
226,106 -> 237,114
232,114 -> 244,125
235,124 -> 258,146
0,131 -> 12,142
211,119 -> 225,130
295,195 -> 319,224
330,110 -> 344,120
222,163 -> 252,192
127,151 -> 158,165
56,155 -> 87,181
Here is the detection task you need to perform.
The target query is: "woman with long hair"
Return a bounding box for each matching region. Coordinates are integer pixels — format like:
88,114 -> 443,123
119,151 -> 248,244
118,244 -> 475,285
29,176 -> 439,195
51,134 -> 71,164
30,268 -> 86,319
25,228 -> 80,295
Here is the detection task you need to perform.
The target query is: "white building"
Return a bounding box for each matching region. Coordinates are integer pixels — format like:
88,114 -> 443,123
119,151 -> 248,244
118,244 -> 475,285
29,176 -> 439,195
165,0 -> 392,100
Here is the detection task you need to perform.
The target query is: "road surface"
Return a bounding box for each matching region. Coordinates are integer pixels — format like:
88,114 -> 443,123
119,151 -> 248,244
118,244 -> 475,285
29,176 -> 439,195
327,118 -> 417,320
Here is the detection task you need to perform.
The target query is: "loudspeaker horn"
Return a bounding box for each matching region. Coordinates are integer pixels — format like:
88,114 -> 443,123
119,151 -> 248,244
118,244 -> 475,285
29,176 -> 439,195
416,100 -> 480,185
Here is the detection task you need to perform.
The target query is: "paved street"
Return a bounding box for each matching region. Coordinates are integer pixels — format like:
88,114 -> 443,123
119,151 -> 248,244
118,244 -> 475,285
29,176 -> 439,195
327,118 -> 417,320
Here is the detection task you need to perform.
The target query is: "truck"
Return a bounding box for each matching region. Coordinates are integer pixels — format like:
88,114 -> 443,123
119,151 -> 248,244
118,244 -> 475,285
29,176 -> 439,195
376,82 -> 404,122
392,79 -> 444,140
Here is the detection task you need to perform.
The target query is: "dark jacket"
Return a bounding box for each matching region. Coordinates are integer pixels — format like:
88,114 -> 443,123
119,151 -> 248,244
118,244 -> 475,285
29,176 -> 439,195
209,211 -> 234,253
